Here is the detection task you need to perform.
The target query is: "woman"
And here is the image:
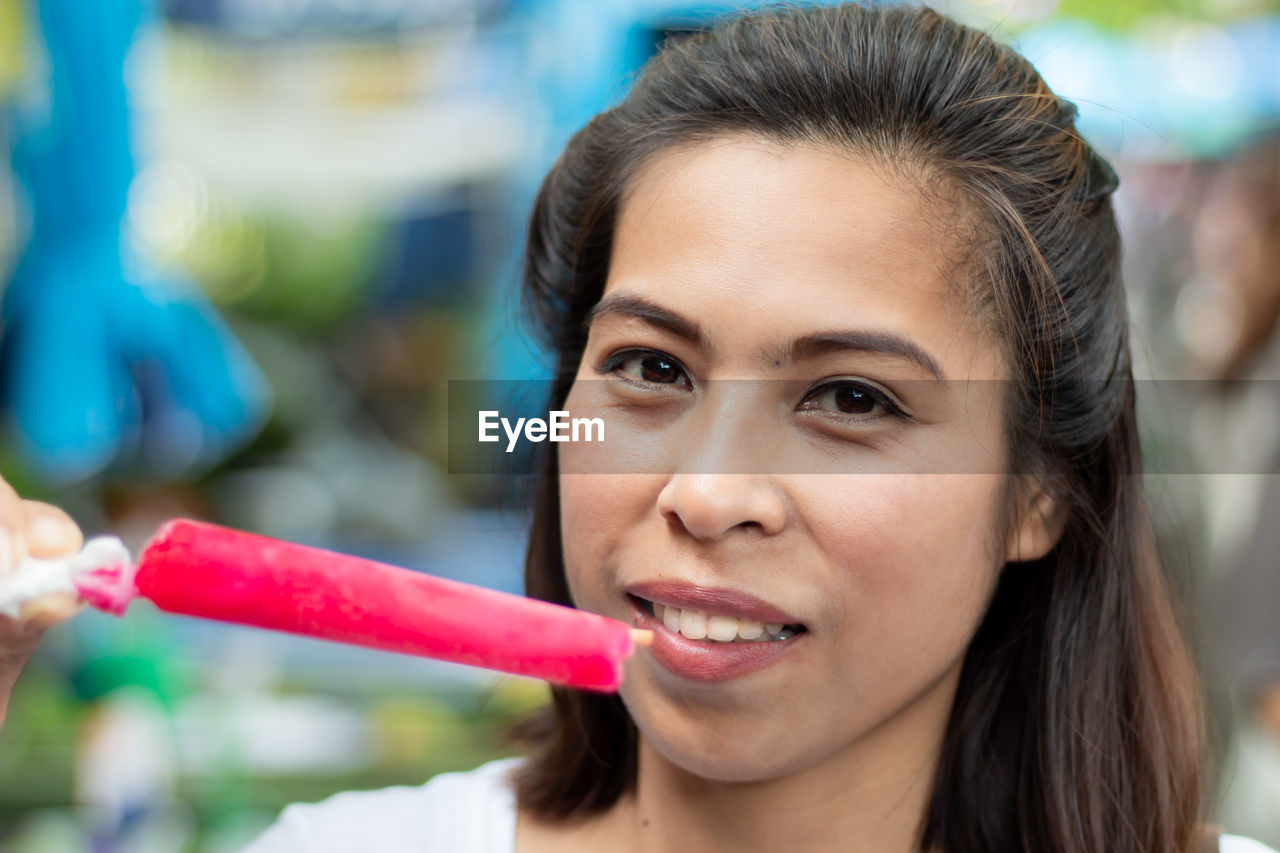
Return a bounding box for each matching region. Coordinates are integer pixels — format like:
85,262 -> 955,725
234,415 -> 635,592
2,4 -> 1274,851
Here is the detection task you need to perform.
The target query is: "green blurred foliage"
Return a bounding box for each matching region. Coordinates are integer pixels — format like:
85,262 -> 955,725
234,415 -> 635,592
1056,0 -> 1277,30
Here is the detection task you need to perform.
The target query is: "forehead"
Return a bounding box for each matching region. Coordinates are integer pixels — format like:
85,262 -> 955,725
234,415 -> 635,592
607,135 -> 1001,380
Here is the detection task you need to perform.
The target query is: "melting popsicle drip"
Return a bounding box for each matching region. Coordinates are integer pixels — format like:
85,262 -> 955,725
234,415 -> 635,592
71,537 -> 137,616
0,536 -> 133,619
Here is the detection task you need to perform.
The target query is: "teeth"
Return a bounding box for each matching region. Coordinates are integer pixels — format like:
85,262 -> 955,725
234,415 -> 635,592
679,609 -> 707,640
653,603 -> 798,643
706,615 -> 738,642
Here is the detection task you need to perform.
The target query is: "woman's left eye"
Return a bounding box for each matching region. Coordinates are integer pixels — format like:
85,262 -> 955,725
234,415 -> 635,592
797,381 -> 905,420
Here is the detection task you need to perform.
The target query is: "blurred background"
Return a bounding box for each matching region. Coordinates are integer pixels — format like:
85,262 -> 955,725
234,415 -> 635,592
0,0 -> 1277,849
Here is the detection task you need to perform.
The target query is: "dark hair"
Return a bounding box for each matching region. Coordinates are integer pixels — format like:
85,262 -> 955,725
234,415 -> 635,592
512,4 -> 1209,852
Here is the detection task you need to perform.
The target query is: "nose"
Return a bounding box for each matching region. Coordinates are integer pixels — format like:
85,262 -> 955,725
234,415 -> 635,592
653,383 -> 789,541
656,472 -> 788,540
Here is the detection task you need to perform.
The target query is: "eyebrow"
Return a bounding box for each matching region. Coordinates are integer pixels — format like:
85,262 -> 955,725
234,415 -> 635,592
584,293 -> 944,381
787,331 -> 945,382
584,294 -> 707,348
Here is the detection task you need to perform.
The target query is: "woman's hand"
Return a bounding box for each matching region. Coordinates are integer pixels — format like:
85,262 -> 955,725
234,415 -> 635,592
0,476 -> 85,729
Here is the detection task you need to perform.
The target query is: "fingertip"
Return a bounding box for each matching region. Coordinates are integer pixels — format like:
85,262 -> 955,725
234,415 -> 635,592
0,479 -> 25,573
23,503 -> 84,557
0,525 -> 21,576
21,592 -> 86,630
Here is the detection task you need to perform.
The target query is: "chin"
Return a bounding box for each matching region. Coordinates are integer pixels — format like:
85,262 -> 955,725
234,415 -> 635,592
644,725 -> 815,783
623,682 -> 821,784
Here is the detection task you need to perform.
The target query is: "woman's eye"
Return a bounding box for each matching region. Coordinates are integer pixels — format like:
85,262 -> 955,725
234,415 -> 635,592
798,381 -> 904,420
603,350 -> 691,388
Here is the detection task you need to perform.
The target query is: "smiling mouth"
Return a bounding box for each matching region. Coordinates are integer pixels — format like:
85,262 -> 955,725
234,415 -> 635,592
630,595 -> 807,643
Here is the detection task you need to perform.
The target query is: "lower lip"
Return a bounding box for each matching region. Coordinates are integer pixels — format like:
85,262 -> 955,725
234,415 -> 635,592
630,599 -> 804,683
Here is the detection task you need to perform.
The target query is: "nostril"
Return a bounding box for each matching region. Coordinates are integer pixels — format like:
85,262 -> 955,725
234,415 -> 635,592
656,473 -> 787,540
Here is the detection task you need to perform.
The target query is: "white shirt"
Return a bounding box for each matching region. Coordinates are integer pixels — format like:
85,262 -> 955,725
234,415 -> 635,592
242,758 -> 520,853
242,757 -> 1278,852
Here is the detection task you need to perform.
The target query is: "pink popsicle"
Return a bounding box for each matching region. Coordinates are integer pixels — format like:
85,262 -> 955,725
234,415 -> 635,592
75,519 -> 644,692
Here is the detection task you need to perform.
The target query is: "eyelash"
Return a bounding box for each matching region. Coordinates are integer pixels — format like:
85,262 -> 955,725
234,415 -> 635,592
599,348 -> 692,389
597,348 -> 909,421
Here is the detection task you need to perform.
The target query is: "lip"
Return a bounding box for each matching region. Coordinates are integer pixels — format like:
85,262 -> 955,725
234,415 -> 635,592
626,582 -> 806,683
626,581 -> 803,626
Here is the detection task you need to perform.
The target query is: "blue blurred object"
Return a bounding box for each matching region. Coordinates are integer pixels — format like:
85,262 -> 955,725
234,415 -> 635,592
1017,15 -> 1280,161
484,0 -> 761,382
2,0 -> 270,482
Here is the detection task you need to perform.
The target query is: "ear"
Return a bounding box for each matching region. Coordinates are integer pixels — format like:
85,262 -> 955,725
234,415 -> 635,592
1004,480 -> 1068,563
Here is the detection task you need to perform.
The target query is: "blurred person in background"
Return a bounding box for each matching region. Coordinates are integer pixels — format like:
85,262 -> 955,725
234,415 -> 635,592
1196,133 -> 1280,847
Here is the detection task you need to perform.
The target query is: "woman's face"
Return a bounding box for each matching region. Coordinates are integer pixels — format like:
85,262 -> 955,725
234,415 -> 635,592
559,135 -> 1032,784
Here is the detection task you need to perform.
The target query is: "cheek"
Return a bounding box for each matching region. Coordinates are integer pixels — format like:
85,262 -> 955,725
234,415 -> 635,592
557,377 -> 670,600
557,474 -> 609,606
557,468 -> 664,610
801,473 -> 1006,658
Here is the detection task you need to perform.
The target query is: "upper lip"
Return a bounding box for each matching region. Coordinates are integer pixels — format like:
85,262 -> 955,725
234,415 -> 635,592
626,580 -> 804,626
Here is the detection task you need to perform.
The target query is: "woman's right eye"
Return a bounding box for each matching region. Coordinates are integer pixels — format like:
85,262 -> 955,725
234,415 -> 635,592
600,349 -> 691,388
